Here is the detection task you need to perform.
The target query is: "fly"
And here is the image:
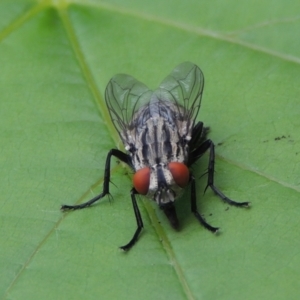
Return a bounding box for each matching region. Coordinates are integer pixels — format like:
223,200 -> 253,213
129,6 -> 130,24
61,62 -> 249,251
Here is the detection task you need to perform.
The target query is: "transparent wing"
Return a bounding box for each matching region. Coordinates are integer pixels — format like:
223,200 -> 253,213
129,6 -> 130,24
105,73 -> 152,137
157,62 -> 204,123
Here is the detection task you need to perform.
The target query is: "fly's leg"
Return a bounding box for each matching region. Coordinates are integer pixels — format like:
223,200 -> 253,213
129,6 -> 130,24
191,175 -> 219,232
188,122 -> 209,166
61,149 -> 131,210
197,140 -> 250,207
120,188 -> 144,251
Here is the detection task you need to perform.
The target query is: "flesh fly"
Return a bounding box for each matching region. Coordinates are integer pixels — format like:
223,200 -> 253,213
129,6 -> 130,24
62,62 -> 249,251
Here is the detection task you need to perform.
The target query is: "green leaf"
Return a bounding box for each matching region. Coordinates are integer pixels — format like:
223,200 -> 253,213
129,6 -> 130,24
1,0 -> 300,299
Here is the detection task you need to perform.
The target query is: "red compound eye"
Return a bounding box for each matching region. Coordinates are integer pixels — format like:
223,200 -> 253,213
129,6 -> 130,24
168,162 -> 190,187
133,167 -> 150,195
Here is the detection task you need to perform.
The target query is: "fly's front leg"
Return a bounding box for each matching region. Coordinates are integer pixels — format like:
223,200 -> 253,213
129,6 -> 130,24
190,175 -> 219,233
120,188 -> 144,251
61,149 -> 131,210
202,140 -> 249,207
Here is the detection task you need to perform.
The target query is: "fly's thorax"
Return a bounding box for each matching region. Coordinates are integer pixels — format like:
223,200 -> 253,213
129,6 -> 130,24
133,162 -> 190,206
123,114 -> 192,171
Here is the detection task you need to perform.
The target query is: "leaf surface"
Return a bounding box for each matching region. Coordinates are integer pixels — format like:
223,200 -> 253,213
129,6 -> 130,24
1,1 -> 300,299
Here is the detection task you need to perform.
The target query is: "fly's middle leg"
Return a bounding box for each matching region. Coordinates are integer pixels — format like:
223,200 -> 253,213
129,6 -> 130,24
200,139 -> 250,207
61,149 -> 131,210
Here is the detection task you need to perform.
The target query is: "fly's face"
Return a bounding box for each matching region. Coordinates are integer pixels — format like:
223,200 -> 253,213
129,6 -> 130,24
133,161 -> 190,206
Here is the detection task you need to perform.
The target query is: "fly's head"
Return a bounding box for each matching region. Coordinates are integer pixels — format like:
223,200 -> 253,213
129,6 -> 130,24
133,162 -> 190,206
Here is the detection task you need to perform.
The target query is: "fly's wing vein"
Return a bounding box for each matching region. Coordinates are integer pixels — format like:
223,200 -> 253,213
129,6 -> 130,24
158,62 -> 204,124
105,73 -> 152,142
105,63 -> 204,145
